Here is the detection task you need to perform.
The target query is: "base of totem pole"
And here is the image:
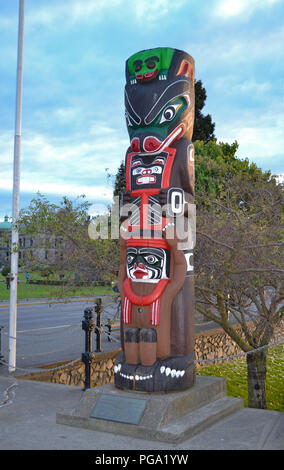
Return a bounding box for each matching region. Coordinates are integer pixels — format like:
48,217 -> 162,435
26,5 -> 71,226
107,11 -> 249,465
56,375 -> 243,444
114,351 -> 196,392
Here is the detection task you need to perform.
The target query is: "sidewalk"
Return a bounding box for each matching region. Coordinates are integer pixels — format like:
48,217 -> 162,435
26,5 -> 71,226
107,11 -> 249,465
0,372 -> 283,451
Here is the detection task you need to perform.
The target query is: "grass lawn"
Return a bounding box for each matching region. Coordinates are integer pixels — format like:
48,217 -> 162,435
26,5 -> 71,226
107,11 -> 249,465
197,344 -> 284,411
0,278 -> 114,301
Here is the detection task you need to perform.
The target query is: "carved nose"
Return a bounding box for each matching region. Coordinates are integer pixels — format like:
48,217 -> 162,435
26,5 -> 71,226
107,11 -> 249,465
134,263 -> 146,269
143,136 -> 161,152
142,169 -> 152,175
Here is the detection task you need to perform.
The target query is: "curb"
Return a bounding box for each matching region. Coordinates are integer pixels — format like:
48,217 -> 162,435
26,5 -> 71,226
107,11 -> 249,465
0,295 -> 119,309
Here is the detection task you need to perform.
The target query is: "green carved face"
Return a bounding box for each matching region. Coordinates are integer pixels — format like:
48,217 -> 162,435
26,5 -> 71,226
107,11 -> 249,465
126,95 -> 188,143
128,48 -> 174,82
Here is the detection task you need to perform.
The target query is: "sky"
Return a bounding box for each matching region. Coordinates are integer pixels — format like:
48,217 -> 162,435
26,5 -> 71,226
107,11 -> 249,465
0,0 -> 283,220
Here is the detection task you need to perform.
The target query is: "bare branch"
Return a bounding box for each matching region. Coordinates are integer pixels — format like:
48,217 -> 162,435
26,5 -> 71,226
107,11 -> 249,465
232,268 -> 284,274
240,242 -> 284,250
196,231 -> 234,251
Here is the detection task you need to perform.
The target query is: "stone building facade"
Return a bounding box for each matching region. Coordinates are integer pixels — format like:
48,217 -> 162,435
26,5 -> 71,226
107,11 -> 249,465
0,215 -> 63,270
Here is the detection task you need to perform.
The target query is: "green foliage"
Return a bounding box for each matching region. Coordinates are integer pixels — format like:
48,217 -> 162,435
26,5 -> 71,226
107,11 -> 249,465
192,80 -> 215,143
1,265 -> 10,277
194,139 -> 272,199
17,193 -> 120,287
197,344 -> 284,411
113,161 -> 126,198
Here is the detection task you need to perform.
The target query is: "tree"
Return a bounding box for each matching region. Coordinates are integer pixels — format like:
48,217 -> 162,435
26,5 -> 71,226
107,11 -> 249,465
194,139 -> 271,199
1,265 -> 10,277
195,175 -> 284,408
17,194 -> 120,292
192,80 -> 215,143
113,162 -> 126,198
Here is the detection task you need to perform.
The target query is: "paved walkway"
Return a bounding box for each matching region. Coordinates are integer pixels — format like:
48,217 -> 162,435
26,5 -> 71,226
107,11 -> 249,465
0,372 -> 283,451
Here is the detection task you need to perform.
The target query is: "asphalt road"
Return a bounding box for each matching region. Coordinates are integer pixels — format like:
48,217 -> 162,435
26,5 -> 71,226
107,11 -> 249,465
0,298 -> 121,373
0,297 -> 224,374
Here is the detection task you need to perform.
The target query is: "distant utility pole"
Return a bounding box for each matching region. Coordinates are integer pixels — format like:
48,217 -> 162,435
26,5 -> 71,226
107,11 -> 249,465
9,0 -> 25,373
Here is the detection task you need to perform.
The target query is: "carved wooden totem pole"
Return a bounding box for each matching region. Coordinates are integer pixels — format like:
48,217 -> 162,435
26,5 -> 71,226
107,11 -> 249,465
114,47 -> 195,392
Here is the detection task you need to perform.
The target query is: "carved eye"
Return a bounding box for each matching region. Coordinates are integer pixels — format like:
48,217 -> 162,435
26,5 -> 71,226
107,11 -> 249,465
147,62 -> 156,69
159,104 -> 181,124
150,166 -> 161,174
133,60 -> 142,73
144,255 -> 158,264
127,255 -> 134,264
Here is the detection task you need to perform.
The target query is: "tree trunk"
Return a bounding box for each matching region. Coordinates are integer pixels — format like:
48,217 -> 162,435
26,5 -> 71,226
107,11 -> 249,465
246,349 -> 267,409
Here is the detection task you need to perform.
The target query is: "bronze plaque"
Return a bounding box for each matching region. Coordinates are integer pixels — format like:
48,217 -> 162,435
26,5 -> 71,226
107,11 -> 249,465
90,394 -> 147,425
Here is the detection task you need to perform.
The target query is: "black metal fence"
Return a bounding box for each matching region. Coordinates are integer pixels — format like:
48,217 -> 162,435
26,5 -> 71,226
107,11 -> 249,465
0,325 -> 3,363
81,298 -> 120,390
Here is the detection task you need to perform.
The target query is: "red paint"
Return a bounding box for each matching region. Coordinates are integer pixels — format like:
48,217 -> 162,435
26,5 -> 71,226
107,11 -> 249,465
127,238 -> 170,250
124,278 -> 170,306
136,69 -> 159,82
143,136 -> 162,152
131,138 -> 140,153
133,263 -> 148,279
124,149 -> 176,234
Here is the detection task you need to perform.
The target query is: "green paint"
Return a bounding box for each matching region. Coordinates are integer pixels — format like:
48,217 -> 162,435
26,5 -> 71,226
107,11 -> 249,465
127,96 -> 188,140
128,47 -> 174,79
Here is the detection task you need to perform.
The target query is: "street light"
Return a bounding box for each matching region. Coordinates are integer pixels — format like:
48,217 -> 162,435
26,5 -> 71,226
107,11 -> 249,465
9,0 -> 25,373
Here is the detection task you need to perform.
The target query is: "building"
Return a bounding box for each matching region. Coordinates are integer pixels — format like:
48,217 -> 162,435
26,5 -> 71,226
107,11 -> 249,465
0,216 -> 12,267
0,216 -> 63,270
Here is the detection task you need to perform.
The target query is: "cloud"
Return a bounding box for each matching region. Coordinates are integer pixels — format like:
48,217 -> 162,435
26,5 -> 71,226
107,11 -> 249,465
27,0 -> 123,28
216,108 -> 284,173
0,122 -> 127,203
190,25 -> 284,75
0,177 -> 113,201
214,0 -> 281,19
20,0 -> 184,31
214,77 -> 272,96
134,0 -> 186,22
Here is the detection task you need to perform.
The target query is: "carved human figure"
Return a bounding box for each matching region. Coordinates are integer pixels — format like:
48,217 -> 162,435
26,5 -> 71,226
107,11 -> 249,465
114,47 -> 195,392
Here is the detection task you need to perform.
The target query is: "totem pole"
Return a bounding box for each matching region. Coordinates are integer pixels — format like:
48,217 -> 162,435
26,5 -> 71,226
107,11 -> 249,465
114,47 -> 195,392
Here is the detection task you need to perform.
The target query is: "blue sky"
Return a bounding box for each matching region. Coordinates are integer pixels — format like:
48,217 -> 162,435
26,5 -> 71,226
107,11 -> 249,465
0,0 -> 283,220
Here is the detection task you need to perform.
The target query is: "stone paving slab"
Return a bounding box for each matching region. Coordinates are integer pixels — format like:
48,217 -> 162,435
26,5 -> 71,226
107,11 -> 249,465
0,374 -> 283,451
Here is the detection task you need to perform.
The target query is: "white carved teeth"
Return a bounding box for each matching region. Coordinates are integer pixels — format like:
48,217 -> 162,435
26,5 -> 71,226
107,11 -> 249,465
160,367 -> 185,378
117,372 -> 153,381
114,364 -> 122,373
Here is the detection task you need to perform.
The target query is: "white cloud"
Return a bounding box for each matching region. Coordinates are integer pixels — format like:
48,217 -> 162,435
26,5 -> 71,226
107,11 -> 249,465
0,124 -> 127,202
214,0 -> 281,19
190,26 -> 284,74
0,177 -> 113,201
214,77 -> 272,96
24,0 -> 180,29
27,0 -> 123,28
134,0 -> 185,22
216,108 -> 284,172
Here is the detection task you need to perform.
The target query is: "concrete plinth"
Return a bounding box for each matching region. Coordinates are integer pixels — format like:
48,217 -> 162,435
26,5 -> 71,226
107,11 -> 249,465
56,375 -> 243,444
